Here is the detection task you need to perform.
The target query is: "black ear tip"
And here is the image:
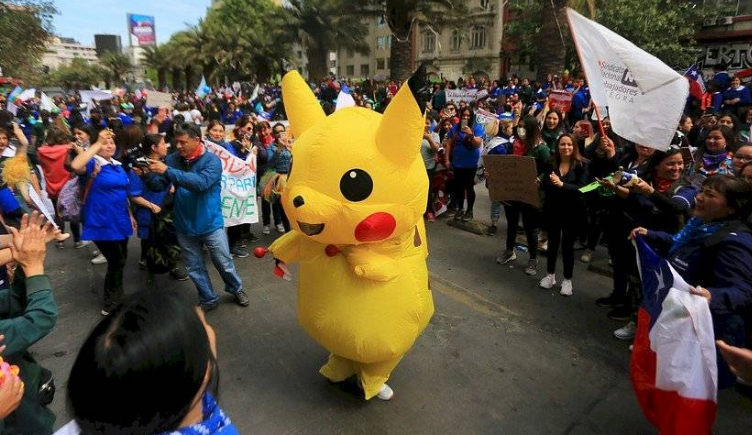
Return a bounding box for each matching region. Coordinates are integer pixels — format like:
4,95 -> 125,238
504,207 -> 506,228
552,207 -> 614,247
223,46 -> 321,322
407,63 -> 430,113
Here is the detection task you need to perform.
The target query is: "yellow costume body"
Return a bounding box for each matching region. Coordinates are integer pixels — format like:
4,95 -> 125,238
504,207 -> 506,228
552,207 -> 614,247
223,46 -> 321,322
268,70 -> 434,400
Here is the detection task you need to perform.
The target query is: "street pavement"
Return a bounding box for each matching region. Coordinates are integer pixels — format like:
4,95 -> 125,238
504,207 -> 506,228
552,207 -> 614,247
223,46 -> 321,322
35,187 -> 752,435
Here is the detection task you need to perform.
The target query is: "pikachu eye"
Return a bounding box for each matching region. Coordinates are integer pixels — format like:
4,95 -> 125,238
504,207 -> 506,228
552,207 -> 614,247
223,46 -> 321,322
340,169 -> 373,202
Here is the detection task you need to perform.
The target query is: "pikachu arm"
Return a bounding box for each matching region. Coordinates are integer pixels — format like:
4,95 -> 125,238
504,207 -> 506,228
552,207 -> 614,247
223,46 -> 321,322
267,231 -> 302,264
343,245 -> 400,282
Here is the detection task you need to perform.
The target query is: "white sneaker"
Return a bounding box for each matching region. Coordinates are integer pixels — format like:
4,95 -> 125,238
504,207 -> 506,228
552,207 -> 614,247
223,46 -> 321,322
91,254 -> 107,265
377,383 -> 394,401
539,273 -> 556,289
276,224 -> 285,233
614,321 -> 636,340
262,226 -> 270,235
75,240 -> 92,249
496,250 -> 517,265
559,279 -> 573,296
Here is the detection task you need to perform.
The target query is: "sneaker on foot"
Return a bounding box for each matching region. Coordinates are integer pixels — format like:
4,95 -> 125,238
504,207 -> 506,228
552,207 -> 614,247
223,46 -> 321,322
537,240 -> 548,252
262,225 -> 271,235
246,233 -> 260,243
560,279 -> 573,296
453,210 -> 464,221
580,249 -> 593,263
231,246 -> 249,258
614,321 -> 636,340
74,240 -> 92,249
377,383 -> 394,401
496,250 -> 517,265
56,241 -> 65,249
199,300 -> 219,313
276,224 -> 285,233
461,211 -> 473,222
539,273 -> 556,289
91,254 -> 107,265
426,212 -> 435,222
169,267 -> 189,281
487,224 -> 497,236
138,259 -> 147,270
525,259 -> 538,276
233,290 -> 250,307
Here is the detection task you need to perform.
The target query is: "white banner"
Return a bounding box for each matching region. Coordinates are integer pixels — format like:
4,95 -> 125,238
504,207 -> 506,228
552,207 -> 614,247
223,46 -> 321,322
205,141 -> 259,226
146,90 -> 173,109
567,9 -> 688,151
445,89 -> 478,104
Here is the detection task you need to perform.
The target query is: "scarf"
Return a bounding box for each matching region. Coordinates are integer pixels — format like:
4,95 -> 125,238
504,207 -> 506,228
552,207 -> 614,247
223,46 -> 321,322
541,127 -> 560,146
653,175 -> 673,194
701,150 -> 728,172
184,144 -> 204,163
669,217 -> 724,256
158,393 -> 239,435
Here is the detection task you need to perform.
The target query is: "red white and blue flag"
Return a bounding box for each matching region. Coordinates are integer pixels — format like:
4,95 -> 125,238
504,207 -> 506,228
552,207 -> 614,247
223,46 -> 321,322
631,237 -> 718,435
685,65 -> 707,100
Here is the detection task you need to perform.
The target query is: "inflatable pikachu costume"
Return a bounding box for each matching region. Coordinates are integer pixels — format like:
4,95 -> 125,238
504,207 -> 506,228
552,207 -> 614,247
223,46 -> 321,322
266,67 -> 434,400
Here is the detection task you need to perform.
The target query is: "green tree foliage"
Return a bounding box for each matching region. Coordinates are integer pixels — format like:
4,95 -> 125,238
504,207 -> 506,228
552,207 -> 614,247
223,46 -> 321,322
99,52 -> 134,87
0,0 -> 57,78
506,0 -> 718,78
42,58 -> 103,90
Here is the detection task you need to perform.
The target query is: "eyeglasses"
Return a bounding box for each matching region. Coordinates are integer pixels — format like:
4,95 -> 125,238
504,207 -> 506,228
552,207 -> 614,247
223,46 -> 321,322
733,154 -> 752,162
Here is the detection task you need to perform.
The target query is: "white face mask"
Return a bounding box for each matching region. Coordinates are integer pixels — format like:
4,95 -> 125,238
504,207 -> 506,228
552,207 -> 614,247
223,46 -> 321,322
517,127 -> 527,139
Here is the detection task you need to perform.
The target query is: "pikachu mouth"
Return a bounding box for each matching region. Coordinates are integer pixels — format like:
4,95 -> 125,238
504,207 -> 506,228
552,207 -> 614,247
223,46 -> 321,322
298,222 -> 325,236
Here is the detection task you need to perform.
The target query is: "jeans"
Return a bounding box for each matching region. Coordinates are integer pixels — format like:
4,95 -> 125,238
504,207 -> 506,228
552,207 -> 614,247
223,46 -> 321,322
490,201 -> 502,222
177,227 -> 243,305
545,212 -> 578,279
452,167 -> 477,213
261,198 -> 282,227
94,239 -> 128,309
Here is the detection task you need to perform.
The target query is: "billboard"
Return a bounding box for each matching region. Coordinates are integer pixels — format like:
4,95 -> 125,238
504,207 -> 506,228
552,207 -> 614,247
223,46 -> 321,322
127,14 -> 156,47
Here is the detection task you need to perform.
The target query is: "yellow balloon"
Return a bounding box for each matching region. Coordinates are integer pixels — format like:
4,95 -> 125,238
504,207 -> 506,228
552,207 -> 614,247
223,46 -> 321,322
269,71 -> 434,400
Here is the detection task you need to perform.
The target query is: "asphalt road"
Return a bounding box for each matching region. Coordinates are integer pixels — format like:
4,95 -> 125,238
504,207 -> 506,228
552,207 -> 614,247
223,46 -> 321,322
34,188 -> 752,435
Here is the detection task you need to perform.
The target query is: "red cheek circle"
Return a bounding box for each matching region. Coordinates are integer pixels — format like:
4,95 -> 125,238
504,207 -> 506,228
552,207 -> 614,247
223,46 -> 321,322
354,212 -> 397,242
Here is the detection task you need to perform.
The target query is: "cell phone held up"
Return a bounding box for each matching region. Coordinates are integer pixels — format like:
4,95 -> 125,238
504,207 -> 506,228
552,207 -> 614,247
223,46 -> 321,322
460,120 -> 468,129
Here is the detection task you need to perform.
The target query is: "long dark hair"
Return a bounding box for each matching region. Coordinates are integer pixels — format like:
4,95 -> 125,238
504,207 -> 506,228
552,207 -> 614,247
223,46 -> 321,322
519,115 -> 542,149
139,134 -> 164,157
68,291 -> 215,435
553,134 -> 587,167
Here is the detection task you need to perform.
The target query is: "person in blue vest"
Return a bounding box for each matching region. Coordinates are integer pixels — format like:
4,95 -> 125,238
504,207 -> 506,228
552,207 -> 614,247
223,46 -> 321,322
117,103 -> 135,127
145,123 -> 248,312
569,78 -> 591,123
713,63 -> 730,90
723,75 -> 751,114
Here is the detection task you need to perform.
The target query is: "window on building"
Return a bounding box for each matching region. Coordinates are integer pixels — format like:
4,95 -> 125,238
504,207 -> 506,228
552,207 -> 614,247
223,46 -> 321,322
361,64 -> 370,76
377,58 -> 385,70
377,15 -> 387,28
297,50 -> 303,59
387,35 -> 393,48
471,26 -> 487,49
480,0 -> 490,9
451,30 -> 462,51
377,36 -> 387,50
388,57 -> 392,69
422,31 -> 435,54
346,65 -> 355,76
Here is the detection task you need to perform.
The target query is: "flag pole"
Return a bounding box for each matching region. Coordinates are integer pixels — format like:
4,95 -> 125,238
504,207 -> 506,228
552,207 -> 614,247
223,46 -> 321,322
565,8 -> 607,139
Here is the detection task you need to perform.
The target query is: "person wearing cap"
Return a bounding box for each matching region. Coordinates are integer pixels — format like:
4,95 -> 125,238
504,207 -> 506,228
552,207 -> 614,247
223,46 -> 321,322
118,103 -> 134,127
144,123 -> 248,312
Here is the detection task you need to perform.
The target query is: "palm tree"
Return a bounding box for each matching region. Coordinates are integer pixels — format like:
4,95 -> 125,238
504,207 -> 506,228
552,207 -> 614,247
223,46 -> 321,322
535,0 -> 597,80
352,0 -> 465,81
142,44 -> 169,90
283,0 -> 374,81
99,52 -> 134,88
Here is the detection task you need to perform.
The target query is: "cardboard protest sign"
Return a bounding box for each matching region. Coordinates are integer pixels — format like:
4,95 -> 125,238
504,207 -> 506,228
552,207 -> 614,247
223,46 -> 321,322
549,90 -> 573,113
474,109 -> 498,127
483,155 -> 541,208
205,141 -> 259,226
446,89 -> 478,104
146,90 -> 173,109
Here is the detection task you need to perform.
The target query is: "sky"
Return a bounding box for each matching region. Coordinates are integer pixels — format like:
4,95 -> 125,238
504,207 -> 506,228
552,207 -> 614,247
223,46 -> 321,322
52,0 -> 212,47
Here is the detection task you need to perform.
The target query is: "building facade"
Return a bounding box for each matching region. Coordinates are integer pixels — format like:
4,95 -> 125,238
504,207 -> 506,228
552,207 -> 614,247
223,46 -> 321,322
42,37 -> 99,71
94,34 -> 123,57
696,2 -> 752,75
336,16 -> 393,80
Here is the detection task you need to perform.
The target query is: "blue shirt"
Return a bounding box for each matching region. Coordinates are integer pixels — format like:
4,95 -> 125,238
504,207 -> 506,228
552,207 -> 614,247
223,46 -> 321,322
82,158 -> 133,241
128,171 -> 169,239
450,123 -> 485,169
268,144 -> 292,174
146,147 -> 224,237
723,86 -> 751,108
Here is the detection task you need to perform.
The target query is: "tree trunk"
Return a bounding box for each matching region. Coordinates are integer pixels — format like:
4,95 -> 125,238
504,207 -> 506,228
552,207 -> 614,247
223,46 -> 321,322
535,0 -> 568,82
157,68 -> 166,91
184,66 -> 194,92
390,34 -> 413,82
171,68 -> 182,92
306,43 -> 328,82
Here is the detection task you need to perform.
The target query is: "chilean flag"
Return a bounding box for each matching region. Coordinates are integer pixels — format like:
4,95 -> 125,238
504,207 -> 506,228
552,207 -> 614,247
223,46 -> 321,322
685,66 -> 706,101
631,237 -> 718,435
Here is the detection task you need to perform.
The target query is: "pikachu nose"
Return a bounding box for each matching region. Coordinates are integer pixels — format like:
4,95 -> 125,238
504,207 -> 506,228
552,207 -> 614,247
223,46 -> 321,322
293,196 -> 305,208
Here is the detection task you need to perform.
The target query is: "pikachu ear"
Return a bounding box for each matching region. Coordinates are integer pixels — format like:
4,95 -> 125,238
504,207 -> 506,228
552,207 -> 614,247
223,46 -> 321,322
282,71 -> 326,138
375,69 -> 425,167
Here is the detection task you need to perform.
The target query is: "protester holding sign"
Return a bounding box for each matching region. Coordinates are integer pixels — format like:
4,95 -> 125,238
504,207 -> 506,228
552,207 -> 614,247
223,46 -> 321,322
444,107 -> 485,222
145,123 -> 248,312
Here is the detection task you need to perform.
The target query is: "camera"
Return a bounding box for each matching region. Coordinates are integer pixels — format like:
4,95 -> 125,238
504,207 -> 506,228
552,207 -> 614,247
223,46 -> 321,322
133,156 -> 152,169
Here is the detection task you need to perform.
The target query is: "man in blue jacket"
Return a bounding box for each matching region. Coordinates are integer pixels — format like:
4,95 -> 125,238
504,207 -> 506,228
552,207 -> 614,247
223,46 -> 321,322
146,123 -> 248,311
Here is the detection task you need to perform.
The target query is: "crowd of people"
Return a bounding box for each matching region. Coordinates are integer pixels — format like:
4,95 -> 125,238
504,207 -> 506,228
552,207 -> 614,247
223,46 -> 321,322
0,63 -> 751,434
